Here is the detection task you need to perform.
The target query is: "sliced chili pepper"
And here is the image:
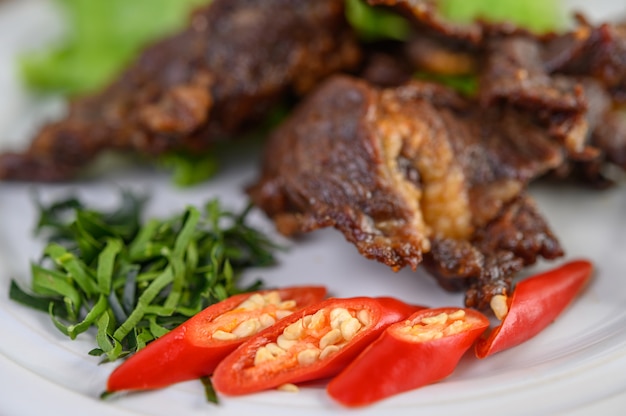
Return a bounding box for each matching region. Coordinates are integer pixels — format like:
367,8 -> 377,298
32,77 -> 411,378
327,307 -> 489,407
211,296 -> 423,396
106,285 -> 326,392
475,259 -> 593,359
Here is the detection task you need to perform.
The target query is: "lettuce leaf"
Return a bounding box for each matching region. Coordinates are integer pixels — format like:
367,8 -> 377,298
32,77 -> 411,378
439,0 -> 565,33
347,0 -> 564,42
20,0 -> 209,95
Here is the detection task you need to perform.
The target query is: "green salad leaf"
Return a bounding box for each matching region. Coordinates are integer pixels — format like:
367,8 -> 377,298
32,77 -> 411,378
20,0 -> 210,95
10,191 -> 278,361
345,0 -> 412,41
438,0 -> 565,33
347,0 -> 564,42
346,0 -> 564,97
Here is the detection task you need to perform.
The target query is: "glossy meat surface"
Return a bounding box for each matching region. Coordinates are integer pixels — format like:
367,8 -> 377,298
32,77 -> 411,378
0,0 -> 360,181
249,75 -> 564,307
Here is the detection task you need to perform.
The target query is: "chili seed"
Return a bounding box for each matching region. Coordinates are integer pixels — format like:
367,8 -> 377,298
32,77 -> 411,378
329,308 -> 352,329
276,310 -> 294,319
297,348 -> 320,366
277,383 -> 299,392
254,346 -> 276,365
277,334 -> 298,350
278,300 -> 297,310
264,291 -> 281,305
443,319 -> 467,336
232,318 -> 261,338
212,329 -> 237,341
259,313 -> 276,329
490,295 -> 509,320
357,309 -> 371,326
421,313 -> 448,326
448,309 -> 466,320
283,320 -> 305,340
340,317 -> 362,341
266,342 -> 287,356
319,345 -> 340,360
319,328 -> 342,349
308,309 -> 327,329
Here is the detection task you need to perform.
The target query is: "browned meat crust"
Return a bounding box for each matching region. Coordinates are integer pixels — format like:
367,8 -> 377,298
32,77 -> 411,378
423,192 -> 563,309
0,0 -> 360,181
543,15 -> 626,100
366,0 -> 626,186
248,75 -> 564,308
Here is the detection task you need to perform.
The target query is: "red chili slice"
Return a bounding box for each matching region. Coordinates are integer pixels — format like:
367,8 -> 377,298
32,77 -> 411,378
106,285 -> 327,392
327,307 -> 489,407
211,296 -> 423,396
475,259 -> 593,359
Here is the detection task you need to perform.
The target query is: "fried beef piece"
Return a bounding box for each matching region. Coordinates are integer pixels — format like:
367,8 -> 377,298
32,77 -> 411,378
423,193 -> 564,310
367,0 -> 592,151
249,75 -> 564,309
0,0 -> 360,182
543,15 -> 626,99
358,41 -> 415,87
592,108 -> 626,169
368,0 -> 626,184
479,37 -> 589,155
404,35 -> 477,76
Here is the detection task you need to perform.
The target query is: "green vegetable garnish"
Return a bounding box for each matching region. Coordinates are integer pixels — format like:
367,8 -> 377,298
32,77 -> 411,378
438,0 -> 565,33
345,0 -> 412,41
414,71 -> 478,97
20,0 -> 210,95
159,151 -> 219,188
201,376 -> 219,404
346,0 -> 564,41
10,191 -> 279,361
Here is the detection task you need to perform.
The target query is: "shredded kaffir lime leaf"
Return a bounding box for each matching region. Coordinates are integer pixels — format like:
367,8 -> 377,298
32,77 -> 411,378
9,191 -> 278,362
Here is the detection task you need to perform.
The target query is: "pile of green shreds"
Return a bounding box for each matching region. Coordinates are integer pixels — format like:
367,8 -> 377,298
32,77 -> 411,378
9,191 -> 277,362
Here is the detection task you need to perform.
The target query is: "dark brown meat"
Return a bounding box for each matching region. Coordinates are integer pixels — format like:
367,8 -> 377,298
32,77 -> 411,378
592,108 -> 626,169
248,75 -> 564,308
0,0 -> 360,181
367,0 -> 626,183
404,35 -> 477,76
422,191 -> 563,309
479,37 -> 588,155
543,15 -> 626,99
358,41 -> 415,87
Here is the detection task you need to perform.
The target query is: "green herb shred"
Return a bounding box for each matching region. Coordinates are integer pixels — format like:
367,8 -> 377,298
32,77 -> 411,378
9,191 -> 278,362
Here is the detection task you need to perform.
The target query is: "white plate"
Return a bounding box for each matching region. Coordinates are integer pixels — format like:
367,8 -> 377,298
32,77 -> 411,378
2,1 -> 626,415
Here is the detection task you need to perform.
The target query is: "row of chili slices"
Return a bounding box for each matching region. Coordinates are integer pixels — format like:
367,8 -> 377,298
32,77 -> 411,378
106,259 -> 593,407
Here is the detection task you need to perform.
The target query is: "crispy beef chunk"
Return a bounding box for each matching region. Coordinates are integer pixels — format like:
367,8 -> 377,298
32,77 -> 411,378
0,0 -> 360,181
422,193 -> 563,310
358,41 -> 415,87
543,15 -> 626,99
592,109 -> 626,169
368,0 -> 626,182
248,75 -> 564,309
479,37 -> 589,155
404,35 -> 477,76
